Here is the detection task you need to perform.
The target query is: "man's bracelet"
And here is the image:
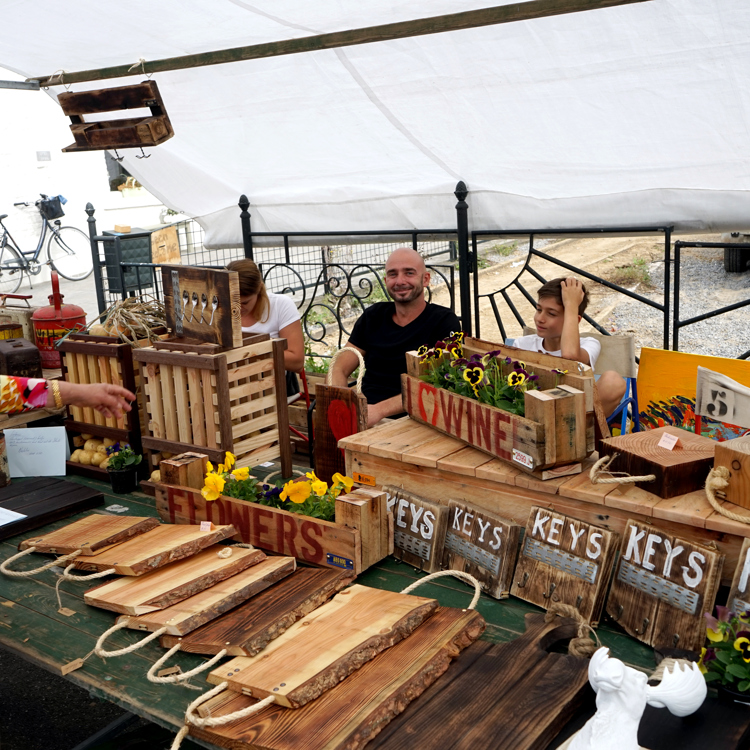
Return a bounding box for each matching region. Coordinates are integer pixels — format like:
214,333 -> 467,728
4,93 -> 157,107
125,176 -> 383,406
50,380 -> 63,409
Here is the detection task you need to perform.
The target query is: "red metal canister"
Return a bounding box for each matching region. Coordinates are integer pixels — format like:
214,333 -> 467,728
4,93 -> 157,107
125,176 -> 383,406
31,273 -> 86,368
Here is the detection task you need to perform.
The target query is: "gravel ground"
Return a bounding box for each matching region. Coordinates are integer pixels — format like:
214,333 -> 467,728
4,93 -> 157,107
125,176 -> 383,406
606,251 -> 750,359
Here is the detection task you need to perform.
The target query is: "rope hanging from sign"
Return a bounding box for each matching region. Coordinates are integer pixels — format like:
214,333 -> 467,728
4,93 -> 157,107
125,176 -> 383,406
0,546 -> 83,577
544,601 -> 601,658
327,347 -> 366,393
94,618 -> 168,658
704,466 -> 750,524
147,642 -> 228,684
400,569 -> 482,610
589,453 -> 656,485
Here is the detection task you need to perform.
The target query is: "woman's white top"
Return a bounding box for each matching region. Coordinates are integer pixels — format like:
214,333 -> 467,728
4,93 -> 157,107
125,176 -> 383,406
240,292 -> 300,337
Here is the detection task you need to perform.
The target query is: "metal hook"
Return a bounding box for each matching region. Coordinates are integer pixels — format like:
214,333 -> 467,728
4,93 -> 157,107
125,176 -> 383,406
542,582 -> 557,600
612,604 -> 624,622
634,617 -> 650,635
575,595 -> 583,610
112,149 -> 125,163
672,633 -> 680,648
516,572 -> 529,589
135,147 -> 150,159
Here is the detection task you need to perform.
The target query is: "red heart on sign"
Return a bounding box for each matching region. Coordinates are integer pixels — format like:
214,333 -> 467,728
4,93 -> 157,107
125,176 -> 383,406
328,399 -> 358,448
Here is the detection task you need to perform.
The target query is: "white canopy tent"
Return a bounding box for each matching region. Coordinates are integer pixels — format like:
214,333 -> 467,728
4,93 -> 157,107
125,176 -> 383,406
2,0 -> 749,247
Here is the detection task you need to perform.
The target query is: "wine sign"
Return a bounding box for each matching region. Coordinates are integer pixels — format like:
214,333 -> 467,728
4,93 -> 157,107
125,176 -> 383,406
727,538 -> 750,616
441,501 -> 521,599
606,519 -> 724,651
382,486 -> 448,573
510,506 -> 618,625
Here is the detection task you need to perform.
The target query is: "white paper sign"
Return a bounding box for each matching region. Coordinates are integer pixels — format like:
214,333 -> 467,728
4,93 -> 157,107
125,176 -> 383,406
657,432 -> 680,451
5,427 -> 67,478
0,507 -> 27,528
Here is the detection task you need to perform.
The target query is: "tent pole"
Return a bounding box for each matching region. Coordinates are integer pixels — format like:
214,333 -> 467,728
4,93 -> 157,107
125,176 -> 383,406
30,0 -> 651,88
239,195 -> 254,261
455,181 -> 472,337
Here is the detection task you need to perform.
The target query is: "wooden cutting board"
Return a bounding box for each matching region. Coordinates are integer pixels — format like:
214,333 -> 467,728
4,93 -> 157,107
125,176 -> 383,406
0,478 -> 103,540
117,557 -> 297,636
67,523 -> 237,575
84,545 -> 266,615
20,515 -> 159,556
190,607 -> 485,750
161,567 -> 355,656
368,612 -> 591,750
207,584 -> 438,707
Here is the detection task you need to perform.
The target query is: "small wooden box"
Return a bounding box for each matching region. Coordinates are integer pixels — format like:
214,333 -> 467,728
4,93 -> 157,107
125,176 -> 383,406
714,435 -> 750,510
0,338 -> 42,379
134,334 -> 291,471
600,426 -> 716,499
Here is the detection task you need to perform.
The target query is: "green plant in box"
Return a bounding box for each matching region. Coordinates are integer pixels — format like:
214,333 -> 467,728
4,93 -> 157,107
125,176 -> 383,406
699,605 -> 750,693
105,443 -> 142,471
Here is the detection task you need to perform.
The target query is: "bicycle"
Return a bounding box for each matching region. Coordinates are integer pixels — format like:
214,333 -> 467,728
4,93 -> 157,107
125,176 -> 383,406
0,194 -> 94,294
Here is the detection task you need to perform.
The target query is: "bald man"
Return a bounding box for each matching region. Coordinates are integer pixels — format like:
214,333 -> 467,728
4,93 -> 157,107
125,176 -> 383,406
330,247 -> 461,426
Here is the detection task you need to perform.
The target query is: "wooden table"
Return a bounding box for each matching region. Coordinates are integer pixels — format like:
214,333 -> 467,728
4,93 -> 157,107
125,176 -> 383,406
0,473 -> 658,749
341,417 -> 750,585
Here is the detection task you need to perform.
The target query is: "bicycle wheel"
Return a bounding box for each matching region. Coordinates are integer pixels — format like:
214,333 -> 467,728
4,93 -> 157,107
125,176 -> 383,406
0,243 -> 24,294
47,226 -> 93,281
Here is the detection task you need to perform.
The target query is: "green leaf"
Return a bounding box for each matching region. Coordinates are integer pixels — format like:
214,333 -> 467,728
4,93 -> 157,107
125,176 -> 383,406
716,649 -> 733,664
703,671 -> 722,683
726,663 -> 748,679
738,680 -> 750,692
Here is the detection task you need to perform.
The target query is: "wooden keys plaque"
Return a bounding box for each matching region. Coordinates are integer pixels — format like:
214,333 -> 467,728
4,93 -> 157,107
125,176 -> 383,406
726,537 -> 750,615
510,506 -> 618,625
606,518 -> 724,651
441,501 -> 521,599
383,486 -> 448,573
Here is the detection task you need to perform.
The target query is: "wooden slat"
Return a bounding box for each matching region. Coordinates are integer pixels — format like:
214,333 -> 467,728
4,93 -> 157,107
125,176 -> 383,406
75,352 -> 95,424
187,367 -> 206,446
226,358 -> 275,382
368,425 -> 441,460
172,364 -> 192,445
337,416 -> 414,454
228,382 -> 276,406
160,363 -> 179,441
97,355 -> 116,428
207,585 -> 439,707
232,428 -> 281,456
223,338 -> 274,365
436,446 -> 495,477
144,362 -> 165,440
202,367 -> 218,449
63,353 -> 84,422
86,354 -> 105,426
231,412 -> 278,441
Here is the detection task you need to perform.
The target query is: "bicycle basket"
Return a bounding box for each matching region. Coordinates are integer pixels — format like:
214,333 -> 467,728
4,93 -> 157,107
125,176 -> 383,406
39,197 -> 65,220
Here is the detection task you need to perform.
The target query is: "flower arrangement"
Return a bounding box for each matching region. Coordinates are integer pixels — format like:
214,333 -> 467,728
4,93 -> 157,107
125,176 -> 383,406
698,605 -> 750,692
105,443 -> 142,472
200,453 -> 354,523
418,331 -> 540,416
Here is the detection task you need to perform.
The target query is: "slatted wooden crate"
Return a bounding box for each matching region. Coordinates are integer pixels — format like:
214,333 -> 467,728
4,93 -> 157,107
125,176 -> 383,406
59,332 -> 142,480
134,334 -> 292,474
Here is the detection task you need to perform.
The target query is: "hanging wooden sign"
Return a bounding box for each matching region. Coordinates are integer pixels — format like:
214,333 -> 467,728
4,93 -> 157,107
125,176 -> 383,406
606,518 -> 724,651
441,501 -> 521,599
382,485 -> 448,573
510,506 -> 618,625
726,537 -> 750,615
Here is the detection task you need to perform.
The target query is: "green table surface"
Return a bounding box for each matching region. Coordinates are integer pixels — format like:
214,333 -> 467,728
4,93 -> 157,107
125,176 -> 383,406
0,473 -> 657,748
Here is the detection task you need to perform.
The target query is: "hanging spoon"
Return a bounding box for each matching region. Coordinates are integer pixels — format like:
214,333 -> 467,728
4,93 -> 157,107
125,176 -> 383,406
199,293 -> 208,324
208,295 -> 219,326
181,290 -> 189,321
189,292 -> 199,322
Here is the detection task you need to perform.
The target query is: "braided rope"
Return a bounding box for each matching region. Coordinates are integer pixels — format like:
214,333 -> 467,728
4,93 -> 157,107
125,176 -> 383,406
589,454 -> 656,485
94,618 -> 168,658
327,347 -> 365,393
147,642 -> 228,684
61,564 -> 116,581
0,546 -> 82,577
544,601 -> 601,658
400,570 -> 481,610
705,466 -> 750,524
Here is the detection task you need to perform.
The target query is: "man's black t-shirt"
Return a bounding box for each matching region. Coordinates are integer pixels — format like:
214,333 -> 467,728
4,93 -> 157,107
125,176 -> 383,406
348,302 -> 461,404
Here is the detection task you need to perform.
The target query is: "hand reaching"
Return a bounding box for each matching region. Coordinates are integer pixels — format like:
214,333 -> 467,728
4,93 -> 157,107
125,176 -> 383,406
57,381 -> 136,420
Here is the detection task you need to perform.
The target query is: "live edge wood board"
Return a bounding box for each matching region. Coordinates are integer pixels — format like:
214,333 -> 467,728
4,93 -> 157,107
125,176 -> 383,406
188,607 -> 484,750
339,417 -> 750,587
155,483 -> 365,574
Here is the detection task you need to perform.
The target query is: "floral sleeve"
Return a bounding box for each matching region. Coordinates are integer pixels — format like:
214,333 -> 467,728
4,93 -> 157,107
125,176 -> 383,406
0,375 -> 48,413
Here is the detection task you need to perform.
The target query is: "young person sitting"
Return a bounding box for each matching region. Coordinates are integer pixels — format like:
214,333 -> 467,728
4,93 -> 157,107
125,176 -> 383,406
512,277 -> 626,417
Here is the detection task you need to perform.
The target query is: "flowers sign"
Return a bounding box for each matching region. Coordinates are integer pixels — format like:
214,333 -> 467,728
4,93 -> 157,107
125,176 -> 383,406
418,331 -> 540,416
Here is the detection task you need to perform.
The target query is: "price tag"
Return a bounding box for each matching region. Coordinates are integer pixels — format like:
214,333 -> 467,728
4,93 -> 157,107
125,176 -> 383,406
105,504 -> 129,513
512,449 -> 534,470
200,521 -> 214,532
353,471 -> 376,486
58,607 -> 76,617
157,666 -> 182,678
61,658 -> 85,675
259,461 -> 275,468
658,432 -> 681,451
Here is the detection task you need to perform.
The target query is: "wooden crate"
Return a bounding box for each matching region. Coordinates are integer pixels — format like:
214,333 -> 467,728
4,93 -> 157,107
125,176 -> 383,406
58,332 -> 142,480
402,350 -> 589,473
134,334 -> 291,474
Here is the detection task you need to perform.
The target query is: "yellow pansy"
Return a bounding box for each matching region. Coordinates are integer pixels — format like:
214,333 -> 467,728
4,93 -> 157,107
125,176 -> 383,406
332,472 -> 354,496
206,461 -> 214,474
224,451 -> 236,470
280,480 -> 312,504
217,464 -> 225,474
311,478 -> 328,496
231,467 -> 250,481
201,473 -> 226,502
508,371 -> 526,387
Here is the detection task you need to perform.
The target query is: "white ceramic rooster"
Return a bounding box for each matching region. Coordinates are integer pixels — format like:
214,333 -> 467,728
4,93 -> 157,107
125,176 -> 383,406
561,647 -> 707,750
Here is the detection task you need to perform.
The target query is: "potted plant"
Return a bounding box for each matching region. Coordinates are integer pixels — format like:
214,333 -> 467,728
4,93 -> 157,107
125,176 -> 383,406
104,442 -> 143,494
699,605 -> 750,705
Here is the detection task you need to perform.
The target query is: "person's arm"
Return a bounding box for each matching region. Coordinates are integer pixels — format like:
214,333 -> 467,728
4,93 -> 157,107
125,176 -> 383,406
55,381 -> 135,419
329,343 -> 363,387
278,319 -> 305,372
366,394 -> 403,427
559,278 -> 590,364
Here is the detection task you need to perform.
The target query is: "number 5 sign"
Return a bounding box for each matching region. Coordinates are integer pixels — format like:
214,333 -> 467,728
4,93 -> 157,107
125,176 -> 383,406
696,366 -> 750,429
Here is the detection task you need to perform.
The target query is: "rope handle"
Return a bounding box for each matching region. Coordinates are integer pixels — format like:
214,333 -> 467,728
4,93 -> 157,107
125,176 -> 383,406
94,618 -> 167,659
589,453 -> 656,485
61,564 -> 116,581
400,570 -> 481,610
147,642 -> 228,684
326,347 -> 365,393
0,546 -> 83,578
705,466 -> 750,524
544,601 -> 601,658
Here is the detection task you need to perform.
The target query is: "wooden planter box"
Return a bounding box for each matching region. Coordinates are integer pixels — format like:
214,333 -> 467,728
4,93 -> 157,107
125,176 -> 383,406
59,332 -> 143,480
402,345 -> 592,473
154,482 -> 392,574
133,334 -> 291,474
